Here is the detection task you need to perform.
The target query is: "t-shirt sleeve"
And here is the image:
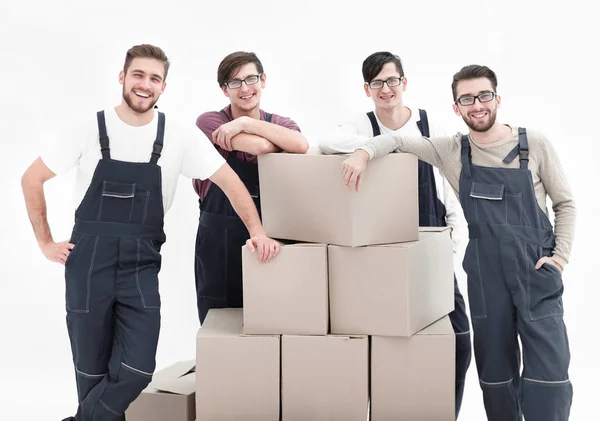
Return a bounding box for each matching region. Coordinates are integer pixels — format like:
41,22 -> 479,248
196,111 -> 230,143
39,118 -> 91,175
270,114 -> 301,132
181,123 -> 226,180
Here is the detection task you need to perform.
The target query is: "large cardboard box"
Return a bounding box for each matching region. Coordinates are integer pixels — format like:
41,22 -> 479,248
371,315 -> 455,421
258,152 -> 418,247
329,227 -> 454,336
282,334 -> 369,421
242,242 -> 328,335
125,360 -> 195,421
196,308 -> 280,421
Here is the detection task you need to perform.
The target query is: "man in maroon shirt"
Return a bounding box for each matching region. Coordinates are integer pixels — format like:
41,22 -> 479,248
193,51 -> 308,324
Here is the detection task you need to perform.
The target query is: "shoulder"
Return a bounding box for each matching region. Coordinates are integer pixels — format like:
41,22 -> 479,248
266,111 -> 302,131
521,127 -> 549,145
196,110 -> 228,128
344,111 -> 375,133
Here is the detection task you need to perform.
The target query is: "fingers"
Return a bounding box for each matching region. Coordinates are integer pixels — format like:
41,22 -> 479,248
246,238 -> 255,253
342,164 -> 352,187
534,258 -> 544,270
348,170 -> 359,191
355,174 -> 362,192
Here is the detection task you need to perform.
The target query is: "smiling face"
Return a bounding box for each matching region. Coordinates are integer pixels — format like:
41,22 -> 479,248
221,62 -> 266,115
364,62 -> 407,111
119,57 -> 166,114
452,77 -> 500,133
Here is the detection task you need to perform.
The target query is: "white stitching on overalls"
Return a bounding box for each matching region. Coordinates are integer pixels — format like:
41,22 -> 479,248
121,362 -> 153,377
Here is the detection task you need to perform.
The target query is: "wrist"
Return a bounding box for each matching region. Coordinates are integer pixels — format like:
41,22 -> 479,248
249,228 -> 266,238
355,149 -> 370,162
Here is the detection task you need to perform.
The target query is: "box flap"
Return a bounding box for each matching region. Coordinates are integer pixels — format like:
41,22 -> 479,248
417,316 -> 453,336
151,359 -> 195,384
152,372 -> 196,395
418,227 -> 452,233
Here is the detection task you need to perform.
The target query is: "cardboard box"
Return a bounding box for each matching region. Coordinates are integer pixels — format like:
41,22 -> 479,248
329,227 -> 454,336
371,315 -> 455,421
196,308 -> 280,421
258,152 -> 418,246
242,242 -> 328,335
125,360 -> 195,421
282,334 -> 369,421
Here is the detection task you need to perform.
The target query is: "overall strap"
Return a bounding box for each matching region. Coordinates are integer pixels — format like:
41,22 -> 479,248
96,111 -> 110,160
416,109 -> 430,137
460,134 -> 472,178
149,112 -> 165,165
518,127 -> 529,169
366,111 -> 381,136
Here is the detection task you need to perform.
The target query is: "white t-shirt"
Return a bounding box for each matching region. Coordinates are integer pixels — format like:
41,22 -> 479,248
318,106 -> 467,254
41,107 -> 225,213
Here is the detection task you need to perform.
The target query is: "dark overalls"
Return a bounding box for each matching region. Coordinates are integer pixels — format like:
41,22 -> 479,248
459,128 -> 572,421
194,110 -> 272,324
64,111 -> 166,421
368,110 -> 472,418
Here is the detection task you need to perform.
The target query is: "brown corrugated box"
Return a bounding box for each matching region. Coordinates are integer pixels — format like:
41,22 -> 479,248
258,152 -> 418,247
328,227 -> 455,336
282,334 -> 369,421
195,308 -> 280,421
371,315 -> 455,420
242,242 -> 328,335
125,360 -> 195,421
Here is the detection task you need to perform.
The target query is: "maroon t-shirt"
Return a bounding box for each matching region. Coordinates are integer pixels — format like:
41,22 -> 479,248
192,105 -> 301,201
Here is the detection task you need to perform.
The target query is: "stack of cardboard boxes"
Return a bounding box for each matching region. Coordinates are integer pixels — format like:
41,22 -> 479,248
195,153 -> 458,421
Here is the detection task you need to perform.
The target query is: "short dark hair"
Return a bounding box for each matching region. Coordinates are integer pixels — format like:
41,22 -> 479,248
451,65 -> 498,100
362,52 -> 404,82
217,51 -> 264,87
123,44 -> 170,80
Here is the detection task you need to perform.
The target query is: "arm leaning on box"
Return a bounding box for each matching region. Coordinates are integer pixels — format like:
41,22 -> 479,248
212,115 -> 308,155
318,120 -> 372,155
208,163 -> 281,263
340,134 -> 458,192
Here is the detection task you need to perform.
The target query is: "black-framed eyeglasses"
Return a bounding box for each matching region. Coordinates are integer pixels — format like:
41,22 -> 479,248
455,91 -> 496,106
366,76 -> 403,90
225,74 -> 262,89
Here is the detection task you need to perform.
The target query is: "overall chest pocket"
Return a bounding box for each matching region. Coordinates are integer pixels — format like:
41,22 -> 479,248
98,181 -> 150,224
470,182 -> 523,225
470,181 -> 508,224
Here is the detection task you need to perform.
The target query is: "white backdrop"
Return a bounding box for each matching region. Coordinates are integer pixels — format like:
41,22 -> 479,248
1,1 -> 598,420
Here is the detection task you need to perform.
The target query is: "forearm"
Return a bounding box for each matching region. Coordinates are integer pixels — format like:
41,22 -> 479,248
213,166 -> 265,237
244,119 -> 308,153
231,133 -> 281,155
319,132 -> 372,155
550,198 -> 576,268
227,181 -> 265,237
358,134 -> 449,169
21,178 -> 53,247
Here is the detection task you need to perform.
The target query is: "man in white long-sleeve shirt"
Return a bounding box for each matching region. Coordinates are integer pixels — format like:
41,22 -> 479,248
319,51 -> 472,419
340,64 -> 574,421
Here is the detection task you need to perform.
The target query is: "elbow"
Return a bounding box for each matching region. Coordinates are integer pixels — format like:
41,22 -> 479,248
295,139 -> 309,154
253,140 -> 278,156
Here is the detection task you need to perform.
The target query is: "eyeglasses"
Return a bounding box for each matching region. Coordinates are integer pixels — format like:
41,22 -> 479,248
366,76 -> 403,90
225,74 -> 262,89
455,91 -> 496,106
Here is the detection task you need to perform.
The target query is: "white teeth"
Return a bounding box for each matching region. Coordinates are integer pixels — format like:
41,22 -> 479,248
241,95 -> 253,100
134,91 -> 150,98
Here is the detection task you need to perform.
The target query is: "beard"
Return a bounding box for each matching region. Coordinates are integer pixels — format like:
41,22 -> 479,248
463,107 -> 497,133
123,88 -> 158,114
